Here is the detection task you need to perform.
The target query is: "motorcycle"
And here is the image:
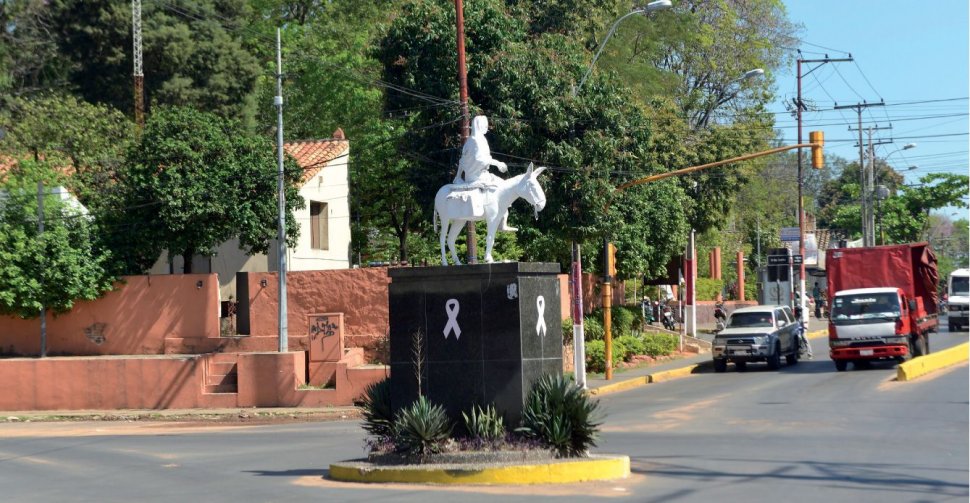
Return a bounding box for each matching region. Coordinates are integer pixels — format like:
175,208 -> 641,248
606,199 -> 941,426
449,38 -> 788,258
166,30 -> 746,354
713,301 -> 728,333
661,302 -> 677,331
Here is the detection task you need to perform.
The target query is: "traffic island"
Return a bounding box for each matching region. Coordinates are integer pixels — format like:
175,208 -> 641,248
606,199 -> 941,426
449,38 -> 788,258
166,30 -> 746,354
329,454 -> 630,485
896,342 -> 969,381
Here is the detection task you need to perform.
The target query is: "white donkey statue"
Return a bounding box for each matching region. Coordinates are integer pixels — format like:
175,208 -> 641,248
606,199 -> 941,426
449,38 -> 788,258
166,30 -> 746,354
434,163 -> 547,265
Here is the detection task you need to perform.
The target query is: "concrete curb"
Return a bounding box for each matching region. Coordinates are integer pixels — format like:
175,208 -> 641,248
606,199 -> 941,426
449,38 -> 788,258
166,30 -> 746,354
896,342 -> 969,381
329,454 -> 630,485
589,329 -> 828,397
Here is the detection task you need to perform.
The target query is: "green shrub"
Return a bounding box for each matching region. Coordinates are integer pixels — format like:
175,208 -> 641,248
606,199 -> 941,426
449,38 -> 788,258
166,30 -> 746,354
615,335 -> 645,361
562,317 -> 574,345
518,374 -> 603,458
462,404 -> 505,443
584,339 -> 626,373
612,306 -> 642,335
583,316 -> 604,341
696,278 -> 725,301
359,378 -> 393,439
393,396 -> 453,460
641,333 -> 679,356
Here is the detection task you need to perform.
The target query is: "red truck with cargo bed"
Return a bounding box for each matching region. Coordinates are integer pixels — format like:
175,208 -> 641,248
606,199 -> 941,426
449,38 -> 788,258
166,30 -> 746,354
825,243 -> 939,371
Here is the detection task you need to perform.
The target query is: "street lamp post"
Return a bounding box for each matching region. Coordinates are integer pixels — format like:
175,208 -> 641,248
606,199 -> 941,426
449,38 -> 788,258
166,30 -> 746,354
570,0 -> 671,384
869,143 -> 916,245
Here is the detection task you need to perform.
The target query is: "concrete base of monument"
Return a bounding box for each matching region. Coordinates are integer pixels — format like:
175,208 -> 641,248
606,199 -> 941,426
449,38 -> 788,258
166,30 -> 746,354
329,453 -> 630,485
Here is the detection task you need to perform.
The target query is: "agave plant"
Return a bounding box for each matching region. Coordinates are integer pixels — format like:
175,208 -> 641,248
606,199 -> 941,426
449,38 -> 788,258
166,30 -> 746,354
359,378 -> 394,440
518,374 -> 603,457
462,404 -> 506,443
393,395 -> 453,460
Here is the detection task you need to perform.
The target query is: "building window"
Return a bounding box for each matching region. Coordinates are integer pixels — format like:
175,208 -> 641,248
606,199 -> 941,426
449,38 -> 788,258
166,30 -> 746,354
310,201 -> 329,250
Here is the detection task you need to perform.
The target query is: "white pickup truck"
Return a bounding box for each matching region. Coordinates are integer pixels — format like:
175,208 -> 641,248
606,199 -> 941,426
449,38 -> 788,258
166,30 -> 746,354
712,306 -> 801,372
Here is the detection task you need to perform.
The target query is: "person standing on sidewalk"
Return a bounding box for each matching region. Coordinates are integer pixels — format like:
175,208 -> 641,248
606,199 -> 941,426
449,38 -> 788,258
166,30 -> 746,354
794,306 -> 813,359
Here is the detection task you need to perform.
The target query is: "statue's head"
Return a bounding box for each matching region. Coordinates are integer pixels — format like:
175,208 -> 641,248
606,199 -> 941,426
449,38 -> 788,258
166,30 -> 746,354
471,115 -> 489,136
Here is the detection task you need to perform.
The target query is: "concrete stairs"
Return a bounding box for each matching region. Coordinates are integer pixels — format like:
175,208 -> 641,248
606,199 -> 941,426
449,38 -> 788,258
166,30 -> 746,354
204,353 -> 238,394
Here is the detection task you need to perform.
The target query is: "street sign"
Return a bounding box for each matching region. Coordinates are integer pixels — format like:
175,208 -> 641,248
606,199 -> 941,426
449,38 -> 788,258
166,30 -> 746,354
767,255 -> 789,266
792,254 -> 803,265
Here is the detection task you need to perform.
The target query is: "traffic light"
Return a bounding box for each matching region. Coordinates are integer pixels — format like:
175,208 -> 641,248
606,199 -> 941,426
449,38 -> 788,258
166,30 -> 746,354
605,242 -> 617,279
810,130 -> 824,169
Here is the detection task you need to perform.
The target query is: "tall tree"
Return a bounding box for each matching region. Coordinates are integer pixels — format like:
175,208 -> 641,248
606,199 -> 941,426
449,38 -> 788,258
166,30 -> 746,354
375,0 -> 691,278
0,160 -> 115,318
0,93 -> 134,207
44,0 -> 261,124
106,106 -> 303,274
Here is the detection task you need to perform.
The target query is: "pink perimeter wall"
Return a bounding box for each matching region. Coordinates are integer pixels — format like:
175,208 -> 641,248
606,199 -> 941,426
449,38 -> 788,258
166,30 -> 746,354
0,274 -> 220,357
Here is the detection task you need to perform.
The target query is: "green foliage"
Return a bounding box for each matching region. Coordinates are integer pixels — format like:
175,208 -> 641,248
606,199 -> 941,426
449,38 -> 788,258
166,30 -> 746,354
614,335 -> 643,362
584,339 -> 625,373
695,278 -> 725,301
518,374 -> 602,458
562,317 -> 574,345
105,106 -> 304,274
615,306 -> 644,335
45,0 -> 261,123
393,395 -> 453,460
0,160 -> 116,319
583,316 -> 604,341
462,404 -> 506,443
640,333 -> 679,357
359,378 -> 394,440
0,93 -> 134,210
376,1 -> 690,277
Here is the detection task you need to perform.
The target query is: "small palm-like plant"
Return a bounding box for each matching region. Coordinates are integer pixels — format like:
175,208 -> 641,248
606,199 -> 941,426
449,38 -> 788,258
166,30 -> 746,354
393,396 -> 453,460
359,378 -> 394,439
462,404 -> 506,443
518,374 -> 603,457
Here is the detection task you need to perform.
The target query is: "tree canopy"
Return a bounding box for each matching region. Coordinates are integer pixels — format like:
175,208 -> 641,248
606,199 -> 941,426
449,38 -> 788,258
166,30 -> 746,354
0,160 -> 115,318
104,106 -> 303,274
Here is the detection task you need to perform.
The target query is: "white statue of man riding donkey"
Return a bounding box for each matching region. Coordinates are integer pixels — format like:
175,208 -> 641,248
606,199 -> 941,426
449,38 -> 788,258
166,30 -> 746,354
434,115 -> 548,265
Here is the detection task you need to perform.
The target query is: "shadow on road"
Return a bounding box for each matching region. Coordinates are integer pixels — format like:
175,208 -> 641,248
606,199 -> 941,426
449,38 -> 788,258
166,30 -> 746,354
629,456 -> 968,502
244,468 -> 330,478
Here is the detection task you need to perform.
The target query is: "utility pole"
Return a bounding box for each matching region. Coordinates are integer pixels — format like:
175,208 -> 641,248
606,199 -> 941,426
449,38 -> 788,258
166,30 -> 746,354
275,28 -> 288,352
132,0 -> 145,128
454,0 -> 475,263
836,100 -> 885,247
37,179 -> 46,358
795,55 -> 851,324
852,126 -> 892,246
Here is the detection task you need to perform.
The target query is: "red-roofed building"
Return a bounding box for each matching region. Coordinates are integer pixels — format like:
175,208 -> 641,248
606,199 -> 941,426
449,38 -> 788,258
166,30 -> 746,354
150,130 -> 351,298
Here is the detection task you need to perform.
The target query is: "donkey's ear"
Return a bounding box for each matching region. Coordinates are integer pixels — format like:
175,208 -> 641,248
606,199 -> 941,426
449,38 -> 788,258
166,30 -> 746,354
525,162 -> 534,175
533,167 -> 546,177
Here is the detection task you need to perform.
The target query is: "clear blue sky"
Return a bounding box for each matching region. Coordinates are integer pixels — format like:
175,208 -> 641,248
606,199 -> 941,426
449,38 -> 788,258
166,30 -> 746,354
769,0 -> 969,217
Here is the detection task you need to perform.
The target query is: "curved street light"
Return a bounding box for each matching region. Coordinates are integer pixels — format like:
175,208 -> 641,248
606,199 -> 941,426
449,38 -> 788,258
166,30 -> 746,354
569,0 -> 670,384
575,0 -> 672,93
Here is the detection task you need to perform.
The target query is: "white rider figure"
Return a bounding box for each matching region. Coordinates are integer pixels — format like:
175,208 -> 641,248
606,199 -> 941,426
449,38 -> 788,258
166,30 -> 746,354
453,115 -> 516,231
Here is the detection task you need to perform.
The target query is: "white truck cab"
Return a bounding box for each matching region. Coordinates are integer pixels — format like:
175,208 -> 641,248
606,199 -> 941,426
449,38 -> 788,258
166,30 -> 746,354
947,268 -> 969,331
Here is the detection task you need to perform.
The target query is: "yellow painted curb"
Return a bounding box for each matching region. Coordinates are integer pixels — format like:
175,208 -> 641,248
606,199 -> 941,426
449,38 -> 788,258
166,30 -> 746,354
897,342 -> 969,381
589,376 -> 648,396
329,454 -> 630,485
806,329 -> 827,340
649,364 -> 699,383
590,363 -> 701,396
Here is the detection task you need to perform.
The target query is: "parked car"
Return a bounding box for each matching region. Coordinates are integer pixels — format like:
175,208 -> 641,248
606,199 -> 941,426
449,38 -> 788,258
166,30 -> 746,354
711,305 -> 801,372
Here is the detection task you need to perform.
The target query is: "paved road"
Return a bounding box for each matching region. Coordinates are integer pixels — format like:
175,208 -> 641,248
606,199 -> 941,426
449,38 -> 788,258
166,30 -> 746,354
0,329 -> 966,502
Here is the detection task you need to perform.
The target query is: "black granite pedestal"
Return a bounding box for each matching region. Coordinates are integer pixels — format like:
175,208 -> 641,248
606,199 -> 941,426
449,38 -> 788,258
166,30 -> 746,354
388,262 -> 563,427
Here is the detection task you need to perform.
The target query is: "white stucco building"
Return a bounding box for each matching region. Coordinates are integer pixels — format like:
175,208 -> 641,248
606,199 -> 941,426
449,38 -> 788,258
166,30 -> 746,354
151,129 -> 352,299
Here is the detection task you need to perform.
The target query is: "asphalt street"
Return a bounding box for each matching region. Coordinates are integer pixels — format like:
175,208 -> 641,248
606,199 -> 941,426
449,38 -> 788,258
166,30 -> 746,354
0,328 -> 966,503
